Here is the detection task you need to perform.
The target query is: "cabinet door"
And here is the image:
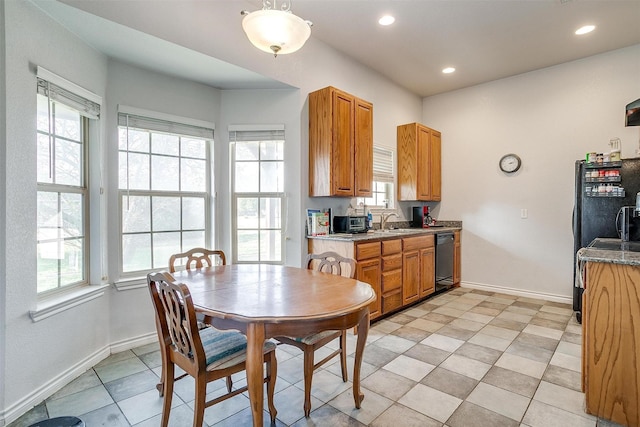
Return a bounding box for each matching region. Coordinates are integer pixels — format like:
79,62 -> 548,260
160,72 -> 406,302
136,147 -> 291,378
354,99 -> 373,197
430,130 -> 441,201
332,89 -> 355,196
403,250 -> 420,305
416,125 -> 432,200
357,258 -> 381,319
453,231 -> 461,285
420,246 -> 435,297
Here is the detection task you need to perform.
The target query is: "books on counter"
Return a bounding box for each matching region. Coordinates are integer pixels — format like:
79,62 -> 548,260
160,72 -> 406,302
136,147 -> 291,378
306,208 -> 331,236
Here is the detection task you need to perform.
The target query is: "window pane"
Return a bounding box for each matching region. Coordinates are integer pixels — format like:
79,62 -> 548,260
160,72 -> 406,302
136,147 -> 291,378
37,192 -> 58,234
151,155 -> 179,191
37,249 -> 58,293
235,162 -> 259,192
182,197 -> 205,230
37,95 -> 50,132
183,230 -> 205,251
122,233 -> 151,272
152,133 -> 179,156
260,198 -> 281,228
153,232 -> 180,269
119,128 -> 149,152
236,141 -> 259,161
237,230 -> 259,261
260,230 -> 281,262
181,158 -> 206,192
152,196 -> 180,232
37,134 -> 52,183
260,161 -> 283,192
60,238 -> 84,285
182,138 -> 206,159
122,196 -> 150,233
237,198 -> 259,229
261,141 -> 283,160
122,152 -> 150,190
55,138 -> 82,186
61,193 -> 83,237
53,102 -> 81,141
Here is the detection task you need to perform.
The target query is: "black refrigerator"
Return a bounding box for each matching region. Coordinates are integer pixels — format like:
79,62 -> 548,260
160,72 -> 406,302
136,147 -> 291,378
572,157 -> 640,322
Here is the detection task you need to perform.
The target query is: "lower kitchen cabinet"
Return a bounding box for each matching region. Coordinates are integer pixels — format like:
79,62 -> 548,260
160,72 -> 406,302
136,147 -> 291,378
453,230 -> 461,285
582,260 -> 640,427
308,232 -> 445,321
381,239 -> 403,313
355,242 -> 382,319
403,235 -> 435,304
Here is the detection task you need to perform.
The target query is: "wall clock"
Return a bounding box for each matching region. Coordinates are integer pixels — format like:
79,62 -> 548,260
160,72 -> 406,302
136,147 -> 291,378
499,153 -> 522,173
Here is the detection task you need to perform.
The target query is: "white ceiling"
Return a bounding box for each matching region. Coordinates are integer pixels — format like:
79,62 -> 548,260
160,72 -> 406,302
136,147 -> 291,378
35,0 -> 640,97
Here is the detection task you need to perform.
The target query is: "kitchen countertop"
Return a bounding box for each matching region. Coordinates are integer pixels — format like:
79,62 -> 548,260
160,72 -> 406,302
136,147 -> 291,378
577,238 -> 640,266
307,225 -> 461,242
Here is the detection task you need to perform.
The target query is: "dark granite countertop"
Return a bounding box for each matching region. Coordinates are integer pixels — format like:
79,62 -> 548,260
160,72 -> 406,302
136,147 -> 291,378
577,238 -> 640,266
307,221 -> 462,242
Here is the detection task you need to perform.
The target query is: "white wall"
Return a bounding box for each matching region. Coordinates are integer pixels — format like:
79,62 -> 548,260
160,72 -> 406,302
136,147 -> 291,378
104,60 -> 225,344
423,44 -> 640,300
2,0 -> 109,422
218,89 -> 302,265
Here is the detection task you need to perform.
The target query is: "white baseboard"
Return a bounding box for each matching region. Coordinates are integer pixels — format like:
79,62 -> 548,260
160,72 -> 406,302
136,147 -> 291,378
459,280 -> 573,305
1,332 -> 157,426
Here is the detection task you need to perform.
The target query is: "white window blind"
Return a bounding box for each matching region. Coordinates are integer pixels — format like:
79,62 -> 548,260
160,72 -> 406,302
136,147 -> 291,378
373,146 -> 394,183
118,113 -> 214,140
36,79 -> 100,120
229,129 -> 285,142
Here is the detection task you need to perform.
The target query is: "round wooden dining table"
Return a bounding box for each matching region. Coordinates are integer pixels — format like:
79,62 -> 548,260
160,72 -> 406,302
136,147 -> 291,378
170,264 -> 376,427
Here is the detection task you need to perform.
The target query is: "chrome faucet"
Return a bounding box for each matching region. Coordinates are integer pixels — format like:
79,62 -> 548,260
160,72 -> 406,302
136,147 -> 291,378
380,212 -> 399,230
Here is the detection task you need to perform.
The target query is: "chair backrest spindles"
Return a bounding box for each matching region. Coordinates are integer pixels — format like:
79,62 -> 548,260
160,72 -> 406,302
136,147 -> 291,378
306,251 -> 356,279
169,248 -> 226,273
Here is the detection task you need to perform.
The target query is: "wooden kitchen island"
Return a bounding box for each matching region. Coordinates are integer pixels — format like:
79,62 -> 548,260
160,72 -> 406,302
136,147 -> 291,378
578,240 -> 640,427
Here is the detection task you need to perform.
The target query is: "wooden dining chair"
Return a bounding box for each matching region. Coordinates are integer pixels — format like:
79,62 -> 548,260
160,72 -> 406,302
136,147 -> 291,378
275,251 -> 355,417
147,272 -> 278,427
168,248 -> 226,273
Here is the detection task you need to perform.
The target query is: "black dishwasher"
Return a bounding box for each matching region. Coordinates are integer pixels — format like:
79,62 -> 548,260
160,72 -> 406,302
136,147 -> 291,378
435,233 -> 455,292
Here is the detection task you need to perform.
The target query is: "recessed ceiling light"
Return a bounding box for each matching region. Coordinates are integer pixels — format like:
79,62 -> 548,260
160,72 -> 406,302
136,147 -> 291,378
378,15 -> 395,26
442,67 -> 456,74
575,25 -> 595,35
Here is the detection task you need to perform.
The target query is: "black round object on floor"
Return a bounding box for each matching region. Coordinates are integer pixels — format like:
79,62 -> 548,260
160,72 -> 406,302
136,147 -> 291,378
27,416 -> 85,427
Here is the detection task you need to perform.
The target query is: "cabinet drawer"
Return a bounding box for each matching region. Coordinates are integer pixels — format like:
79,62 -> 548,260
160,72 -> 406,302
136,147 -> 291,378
382,269 -> 402,292
356,242 -> 381,260
382,239 -> 402,255
382,290 -> 403,313
382,254 -> 403,271
403,235 -> 434,251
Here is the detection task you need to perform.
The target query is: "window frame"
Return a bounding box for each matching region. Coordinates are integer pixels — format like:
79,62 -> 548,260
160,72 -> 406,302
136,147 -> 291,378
230,129 -> 285,265
36,94 -> 91,296
117,117 -> 213,277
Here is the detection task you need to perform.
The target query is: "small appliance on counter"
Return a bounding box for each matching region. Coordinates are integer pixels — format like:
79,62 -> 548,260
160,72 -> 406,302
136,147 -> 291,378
333,215 -> 368,234
412,206 -> 434,228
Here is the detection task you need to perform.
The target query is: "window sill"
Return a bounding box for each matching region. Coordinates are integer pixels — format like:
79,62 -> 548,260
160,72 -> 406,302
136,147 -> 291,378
113,276 -> 148,292
30,284 -> 110,322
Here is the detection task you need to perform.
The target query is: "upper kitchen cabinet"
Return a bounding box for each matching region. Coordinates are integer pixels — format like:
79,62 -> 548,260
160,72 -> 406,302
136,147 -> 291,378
309,86 -> 373,197
397,123 -> 441,201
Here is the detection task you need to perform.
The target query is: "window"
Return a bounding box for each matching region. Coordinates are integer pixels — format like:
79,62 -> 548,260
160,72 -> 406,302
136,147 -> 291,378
36,74 -> 100,294
118,110 -> 213,274
230,128 -> 285,264
365,146 -> 395,208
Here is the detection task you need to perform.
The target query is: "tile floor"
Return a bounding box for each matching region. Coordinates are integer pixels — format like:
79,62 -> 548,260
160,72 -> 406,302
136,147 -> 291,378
8,288 -> 624,427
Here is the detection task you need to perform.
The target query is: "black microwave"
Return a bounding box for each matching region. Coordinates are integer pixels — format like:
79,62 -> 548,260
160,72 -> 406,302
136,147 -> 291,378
333,215 -> 368,233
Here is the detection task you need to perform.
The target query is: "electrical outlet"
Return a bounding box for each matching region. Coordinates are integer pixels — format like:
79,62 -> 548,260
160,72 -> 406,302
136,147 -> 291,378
521,209 -> 528,219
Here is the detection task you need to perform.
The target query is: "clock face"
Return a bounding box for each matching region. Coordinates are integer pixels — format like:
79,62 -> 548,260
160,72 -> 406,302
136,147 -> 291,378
499,154 -> 521,173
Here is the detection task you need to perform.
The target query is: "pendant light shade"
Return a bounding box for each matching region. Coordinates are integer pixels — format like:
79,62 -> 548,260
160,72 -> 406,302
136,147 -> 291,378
241,2 -> 312,57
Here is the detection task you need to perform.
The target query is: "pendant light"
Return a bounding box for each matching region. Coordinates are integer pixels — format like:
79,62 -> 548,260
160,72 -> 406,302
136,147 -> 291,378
241,1 -> 312,57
